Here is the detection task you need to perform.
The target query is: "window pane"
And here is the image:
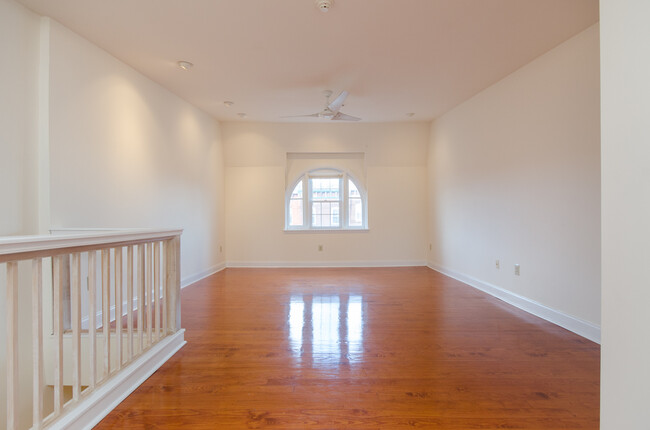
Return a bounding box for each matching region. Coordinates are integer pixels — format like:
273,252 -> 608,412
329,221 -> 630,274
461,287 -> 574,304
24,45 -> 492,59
288,181 -> 304,227
291,181 -> 303,198
348,179 -> 363,227
322,202 -> 331,227
312,201 -> 340,227
310,177 -> 341,228
288,174 -> 365,230
289,198 -> 303,226
312,202 -> 322,226
349,198 -> 362,227
349,179 -> 360,198
312,178 -> 340,201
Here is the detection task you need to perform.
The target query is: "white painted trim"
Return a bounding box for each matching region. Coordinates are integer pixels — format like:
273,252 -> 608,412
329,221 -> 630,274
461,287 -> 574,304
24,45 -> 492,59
81,304 -> 118,331
37,17 -> 51,235
80,258 -> 226,325
427,262 -> 601,344
0,228 -> 183,256
285,169 -> 368,231
49,228 -> 161,233
43,330 -> 186,430
81,300 -> 138,330
226,260 -> 426,268
181,262 -> 226,288
283,228 -> 370,233
286,152 -> 365,160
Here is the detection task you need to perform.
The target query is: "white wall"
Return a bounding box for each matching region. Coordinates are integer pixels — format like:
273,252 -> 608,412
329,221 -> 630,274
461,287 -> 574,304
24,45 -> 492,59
600,0 -> 650,427
0,1 -> 42,425
46,20 -> 225,282
0,0 -> 40,236
223,122 -> 429,266
1,4 -> 227,425
427,25 -> 601,332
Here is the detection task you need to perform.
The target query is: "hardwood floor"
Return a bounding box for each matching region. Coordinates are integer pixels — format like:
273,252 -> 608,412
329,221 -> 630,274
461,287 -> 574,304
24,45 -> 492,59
96,267 -> 600,429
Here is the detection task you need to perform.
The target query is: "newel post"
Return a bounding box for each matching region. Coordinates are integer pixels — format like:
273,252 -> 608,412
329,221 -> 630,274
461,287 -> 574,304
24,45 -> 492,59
165,235 -> 181,332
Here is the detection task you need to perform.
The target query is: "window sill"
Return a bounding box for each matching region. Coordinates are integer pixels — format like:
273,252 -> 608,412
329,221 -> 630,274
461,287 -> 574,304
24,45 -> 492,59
283,228 -> 369,234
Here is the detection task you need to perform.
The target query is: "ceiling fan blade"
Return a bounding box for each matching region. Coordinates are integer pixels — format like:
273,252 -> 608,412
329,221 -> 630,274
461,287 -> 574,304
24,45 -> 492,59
281,113 -> 321,119
331,112 -> 361,121
327,90 -> 349,113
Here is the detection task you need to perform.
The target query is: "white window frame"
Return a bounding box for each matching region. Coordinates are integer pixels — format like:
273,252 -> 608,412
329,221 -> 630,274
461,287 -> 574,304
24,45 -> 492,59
285,169 -> 368,231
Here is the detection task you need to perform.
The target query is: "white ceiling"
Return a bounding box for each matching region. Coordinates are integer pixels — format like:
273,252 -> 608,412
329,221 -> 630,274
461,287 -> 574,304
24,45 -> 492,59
17,0 -> 599,123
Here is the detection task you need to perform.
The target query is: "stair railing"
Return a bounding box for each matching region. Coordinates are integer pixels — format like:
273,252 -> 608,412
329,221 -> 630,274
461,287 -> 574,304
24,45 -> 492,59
1,228 -> 183,430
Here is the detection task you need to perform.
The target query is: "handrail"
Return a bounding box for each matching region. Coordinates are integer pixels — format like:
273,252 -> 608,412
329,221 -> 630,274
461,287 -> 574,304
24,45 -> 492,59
2,228 -> 183,430
0,228 -> 183,262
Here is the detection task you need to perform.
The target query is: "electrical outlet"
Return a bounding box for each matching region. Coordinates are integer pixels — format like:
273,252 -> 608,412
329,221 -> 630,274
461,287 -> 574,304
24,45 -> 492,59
495,260 -> 500,269
514,264 -> 520,276
318,245 -> 323,251
219,245 -> 223,253
429,243 -> 432,251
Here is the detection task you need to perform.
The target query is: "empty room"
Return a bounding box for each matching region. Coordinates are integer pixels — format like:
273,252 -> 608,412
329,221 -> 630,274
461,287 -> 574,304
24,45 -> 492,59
1,0 -> 649,429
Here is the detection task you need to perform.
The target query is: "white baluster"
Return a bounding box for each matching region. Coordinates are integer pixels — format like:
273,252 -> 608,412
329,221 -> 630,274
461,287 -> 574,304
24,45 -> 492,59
138,244 -> 145,353
88,250 -> 97,388
32,258 -> 44,429
146,242 -> 153,346
115,247 -> 123,369
102,249 -> 111,378
162,242 -> 168,336
53,256 -> 64,415
127,245 -> 134,360
71,252 -> 82,400
154,241 -> 161,341
6,261 -> 18,430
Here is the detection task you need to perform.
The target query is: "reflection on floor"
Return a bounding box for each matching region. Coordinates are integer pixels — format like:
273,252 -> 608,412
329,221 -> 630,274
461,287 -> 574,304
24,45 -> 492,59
289,294 -> 364,367
97,267 -> 600,429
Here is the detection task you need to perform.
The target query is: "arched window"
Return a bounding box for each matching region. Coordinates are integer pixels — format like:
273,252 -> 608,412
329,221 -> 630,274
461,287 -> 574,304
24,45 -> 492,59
286,169 -> 367,230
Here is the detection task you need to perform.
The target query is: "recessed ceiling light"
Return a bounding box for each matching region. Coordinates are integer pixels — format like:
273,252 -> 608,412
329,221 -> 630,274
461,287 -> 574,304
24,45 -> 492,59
316,0 -> 333,12
406,113 -> 415,117
223,101 -> 234,108
177,61 -> 193,71
237,113 -> 247,119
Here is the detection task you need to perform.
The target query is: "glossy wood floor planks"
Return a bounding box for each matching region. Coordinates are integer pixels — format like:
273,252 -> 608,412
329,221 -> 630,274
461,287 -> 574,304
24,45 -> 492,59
96,267 -> 600,429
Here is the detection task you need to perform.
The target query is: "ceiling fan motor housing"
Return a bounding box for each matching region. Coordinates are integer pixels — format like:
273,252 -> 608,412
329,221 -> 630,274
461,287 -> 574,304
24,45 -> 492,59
316,0 -> 333,12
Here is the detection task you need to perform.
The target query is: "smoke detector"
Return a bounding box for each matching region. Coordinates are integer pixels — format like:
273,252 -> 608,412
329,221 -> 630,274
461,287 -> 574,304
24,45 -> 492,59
316,0 -> 333,12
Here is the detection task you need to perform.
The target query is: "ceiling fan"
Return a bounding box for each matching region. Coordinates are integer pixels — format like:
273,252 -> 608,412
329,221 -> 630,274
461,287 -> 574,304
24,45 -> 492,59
283,90 -> 361,121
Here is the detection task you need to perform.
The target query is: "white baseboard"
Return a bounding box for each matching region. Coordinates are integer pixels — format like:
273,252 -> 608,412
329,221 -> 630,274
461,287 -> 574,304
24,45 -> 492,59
45,330 -> 186,430
181,261 -> 226,288
79,261 -> 227,328
81,302 -> 134,331
226,260 -> 426,268
427,263 -> 601,344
